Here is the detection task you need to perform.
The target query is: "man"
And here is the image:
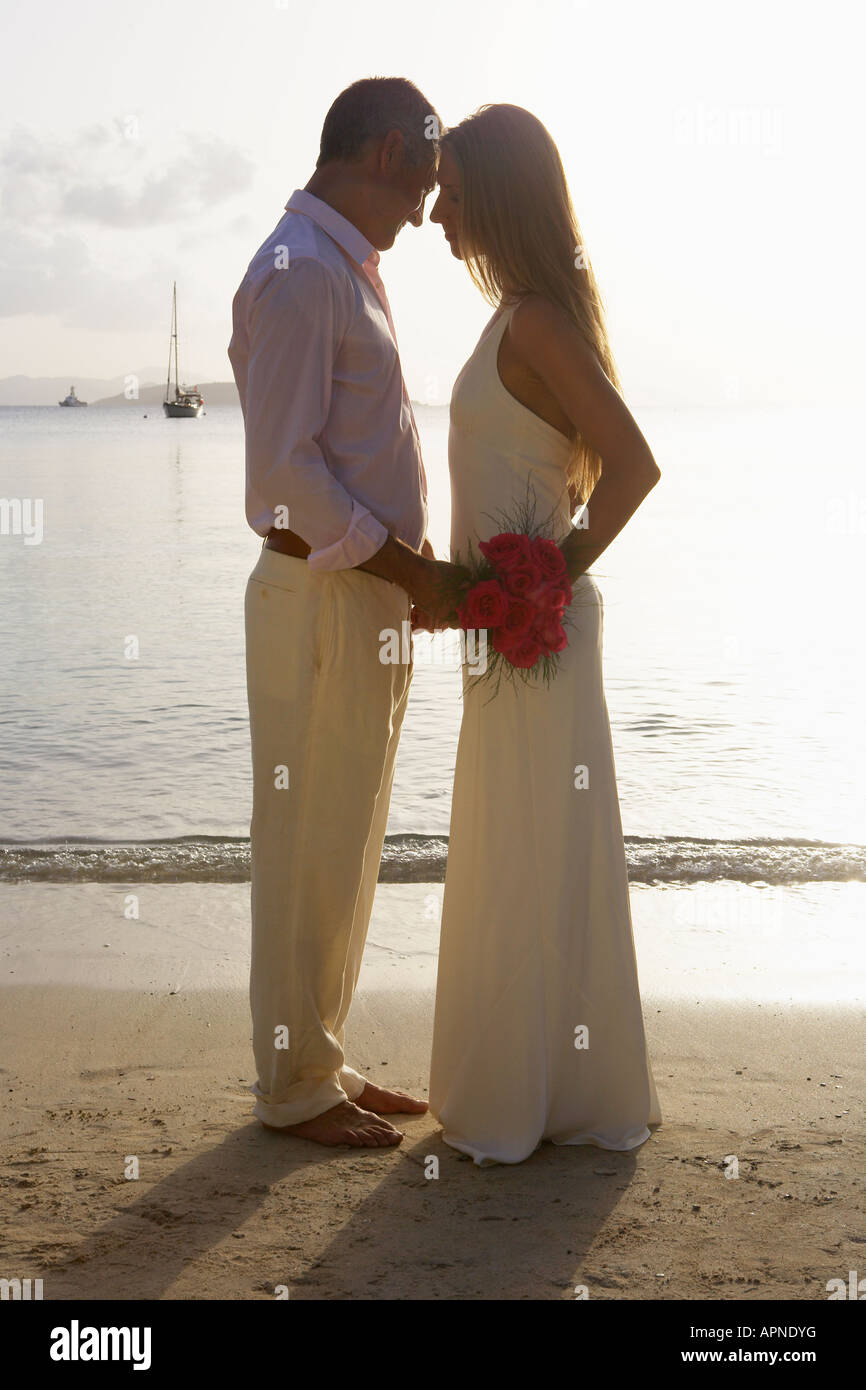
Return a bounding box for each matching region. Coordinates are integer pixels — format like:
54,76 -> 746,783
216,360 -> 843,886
228,78 -> 463,1148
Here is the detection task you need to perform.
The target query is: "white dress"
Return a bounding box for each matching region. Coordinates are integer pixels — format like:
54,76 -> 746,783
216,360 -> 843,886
428,304 -> 662,1165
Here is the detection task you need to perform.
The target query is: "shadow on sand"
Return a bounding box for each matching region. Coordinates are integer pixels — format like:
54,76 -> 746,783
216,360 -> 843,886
43,1115 -> 641,1300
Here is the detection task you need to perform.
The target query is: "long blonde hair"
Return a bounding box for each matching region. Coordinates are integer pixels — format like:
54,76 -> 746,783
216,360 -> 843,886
443,104 -> 621,501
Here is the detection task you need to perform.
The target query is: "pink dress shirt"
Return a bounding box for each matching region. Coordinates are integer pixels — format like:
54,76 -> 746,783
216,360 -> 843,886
228,189 -> 428,570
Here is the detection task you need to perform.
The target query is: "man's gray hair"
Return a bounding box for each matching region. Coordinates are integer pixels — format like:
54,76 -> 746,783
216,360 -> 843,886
316,77 -> 442,169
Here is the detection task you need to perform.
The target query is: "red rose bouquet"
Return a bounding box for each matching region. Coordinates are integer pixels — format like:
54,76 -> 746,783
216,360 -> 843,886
442,488 -> 581,693
458,531 -> 573,681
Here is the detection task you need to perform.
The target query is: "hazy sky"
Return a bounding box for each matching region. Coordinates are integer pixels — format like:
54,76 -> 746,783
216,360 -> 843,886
0,0 -> 862,404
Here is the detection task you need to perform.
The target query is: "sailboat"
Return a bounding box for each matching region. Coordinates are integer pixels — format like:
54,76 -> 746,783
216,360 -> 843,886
163,282 -> 204,418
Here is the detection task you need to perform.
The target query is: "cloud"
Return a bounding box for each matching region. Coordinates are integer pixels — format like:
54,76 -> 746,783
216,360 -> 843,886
0,221 -> 179,332
0,123 -> 256,326
1,124 -> 254,229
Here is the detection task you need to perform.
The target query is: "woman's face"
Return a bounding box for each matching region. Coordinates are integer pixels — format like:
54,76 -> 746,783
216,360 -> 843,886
429,144 -> 463,260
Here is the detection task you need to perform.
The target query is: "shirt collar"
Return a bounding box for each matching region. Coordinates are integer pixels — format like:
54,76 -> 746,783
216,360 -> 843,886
286,189 -> 376,268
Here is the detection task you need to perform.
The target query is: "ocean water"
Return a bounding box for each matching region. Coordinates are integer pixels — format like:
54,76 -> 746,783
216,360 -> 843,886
0,400 -> 863,885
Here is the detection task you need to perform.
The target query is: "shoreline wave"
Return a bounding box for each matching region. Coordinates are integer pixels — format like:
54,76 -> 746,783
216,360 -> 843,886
0,833 -> 863,886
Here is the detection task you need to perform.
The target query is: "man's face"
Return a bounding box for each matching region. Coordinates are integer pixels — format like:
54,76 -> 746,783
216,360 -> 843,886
371,139 -> 438,250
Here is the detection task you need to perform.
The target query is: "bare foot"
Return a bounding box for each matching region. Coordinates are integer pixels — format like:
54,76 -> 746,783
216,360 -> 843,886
357,1081 -> 428,1115
264,1100 -> 403,1148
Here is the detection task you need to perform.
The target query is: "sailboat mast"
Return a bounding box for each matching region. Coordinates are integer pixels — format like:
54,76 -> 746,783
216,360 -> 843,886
166,282 -> 176,403
172,283 -> 179,399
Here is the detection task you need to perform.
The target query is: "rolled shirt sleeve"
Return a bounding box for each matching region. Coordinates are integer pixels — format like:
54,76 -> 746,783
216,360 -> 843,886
242,258 -> 389,571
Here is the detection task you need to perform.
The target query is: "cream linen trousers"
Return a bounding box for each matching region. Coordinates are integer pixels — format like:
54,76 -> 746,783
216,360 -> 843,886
244,542 -> 413,1126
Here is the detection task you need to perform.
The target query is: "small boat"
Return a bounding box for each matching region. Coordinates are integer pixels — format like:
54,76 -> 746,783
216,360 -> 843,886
59,384 -> 87,407
163,282 -> 204,418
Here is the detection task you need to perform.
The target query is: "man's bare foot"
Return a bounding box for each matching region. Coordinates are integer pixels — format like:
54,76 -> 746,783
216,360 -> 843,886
264,1100 -> 403,1148
357,1081 -> 428,1115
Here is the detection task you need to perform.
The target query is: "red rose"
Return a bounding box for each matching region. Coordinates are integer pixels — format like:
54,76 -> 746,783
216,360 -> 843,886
502,561 -> 544,598
501,596 -> 535,637
538,575 -> 573,611
458,578 -> 510,630
479,532 -> 532,570
530,536 -> 568,580
492,628 -> 544,669
536,618 -> 568,654
537,577 -> 572,613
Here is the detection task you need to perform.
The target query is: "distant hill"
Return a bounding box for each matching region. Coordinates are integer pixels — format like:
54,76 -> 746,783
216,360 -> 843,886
0,371 -> 165,406
92,381 -> 240,407
0,375 -> 141,406
0,371 -> 241,407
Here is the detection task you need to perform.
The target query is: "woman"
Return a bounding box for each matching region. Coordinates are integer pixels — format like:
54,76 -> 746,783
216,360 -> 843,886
426,104 -> 662,1165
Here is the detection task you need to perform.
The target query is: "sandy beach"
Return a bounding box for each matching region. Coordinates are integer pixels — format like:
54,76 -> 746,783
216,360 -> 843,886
1,879 -> 863,1301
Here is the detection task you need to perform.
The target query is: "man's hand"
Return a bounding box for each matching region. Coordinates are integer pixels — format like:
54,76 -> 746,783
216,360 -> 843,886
413,539 -> 465,629
358,535 -> 469,627
410,605 -> 437,633
410,557 -> 470,628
